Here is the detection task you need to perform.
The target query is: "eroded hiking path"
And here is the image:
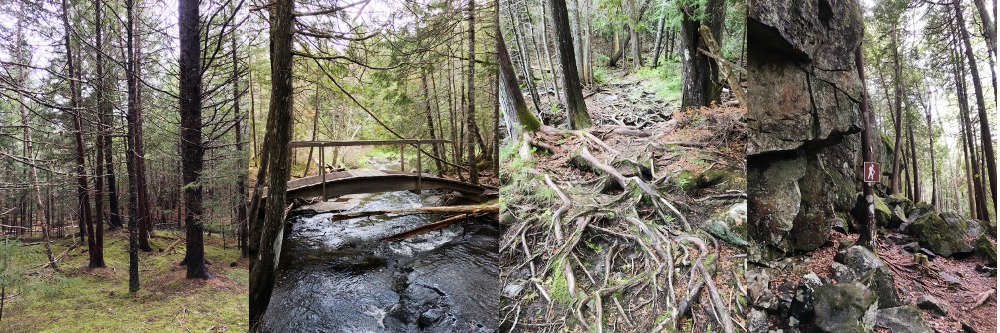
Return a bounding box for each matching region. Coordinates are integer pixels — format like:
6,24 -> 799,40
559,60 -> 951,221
501,70 -> 749,332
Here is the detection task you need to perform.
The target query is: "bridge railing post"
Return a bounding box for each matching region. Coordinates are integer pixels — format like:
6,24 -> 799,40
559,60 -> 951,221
399,144 -> 404,172
320,145 -> 327,201
416,139 -> 422,192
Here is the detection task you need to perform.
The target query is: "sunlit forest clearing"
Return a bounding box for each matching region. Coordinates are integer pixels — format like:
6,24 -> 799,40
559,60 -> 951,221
0,231 -> 248,332
0,0 -> 250,329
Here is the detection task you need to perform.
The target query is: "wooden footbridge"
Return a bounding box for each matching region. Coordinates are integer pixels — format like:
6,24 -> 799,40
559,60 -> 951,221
261,139 -> 489,201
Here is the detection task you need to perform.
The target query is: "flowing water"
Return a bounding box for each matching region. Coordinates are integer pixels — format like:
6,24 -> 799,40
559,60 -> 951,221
260,190 -> 499,332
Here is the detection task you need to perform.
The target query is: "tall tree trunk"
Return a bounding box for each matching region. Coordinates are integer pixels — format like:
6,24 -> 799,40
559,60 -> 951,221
550,0 -> 592,129
499,26 -> 543,136
953,35 -> 987,220
521,2 -> 544,73
972,0 -> 996,56
233,30 -> 249,258
540,0 -> 561,100
96,0 -> 122,230
628,0 -> 642,70
125,0 -> 140,293
679,0 -> 725,109
509,7 -> 543,113
423,72 -> 445,173
302,83 -> 321,177
61,0 -> 97,259
924,95 -> 938,207
91,0 -> 107,267
954,0 -> 997,205
127,14 -> 153,253
651,0 -> 667,68
15,4 -> 59,272
573,0 -> 584,76
889,27 -> 905,195
249,0 -> 295,324
907,114 -> 920,203
178,0 -> 209,279
855,46 -> 877,249
584,0 -> 594,84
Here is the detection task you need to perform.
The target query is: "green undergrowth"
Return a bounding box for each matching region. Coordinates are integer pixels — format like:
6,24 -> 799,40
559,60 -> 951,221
1,229 -> 248,332
633,61 -> 683,104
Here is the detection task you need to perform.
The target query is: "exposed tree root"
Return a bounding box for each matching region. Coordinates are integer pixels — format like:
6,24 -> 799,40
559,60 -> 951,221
501,119 -> 745,332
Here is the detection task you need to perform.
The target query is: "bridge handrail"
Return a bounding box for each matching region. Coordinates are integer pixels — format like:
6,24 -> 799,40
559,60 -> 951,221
292,139 -> 449,200
289,139 -> 450,148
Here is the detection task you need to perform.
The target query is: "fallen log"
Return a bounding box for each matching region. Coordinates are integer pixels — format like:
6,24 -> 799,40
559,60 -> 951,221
159,238 -> 184,255
328,203 -> 499,222
380,214 -> 470,241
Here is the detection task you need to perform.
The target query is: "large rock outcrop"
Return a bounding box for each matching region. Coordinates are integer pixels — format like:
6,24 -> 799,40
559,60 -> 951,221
747,0 -> 866,254
812,282 -> 878,333
909,212 -> 975,257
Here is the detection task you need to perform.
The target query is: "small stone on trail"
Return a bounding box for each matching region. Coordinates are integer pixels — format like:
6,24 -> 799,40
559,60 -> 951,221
915,295 -> 948,316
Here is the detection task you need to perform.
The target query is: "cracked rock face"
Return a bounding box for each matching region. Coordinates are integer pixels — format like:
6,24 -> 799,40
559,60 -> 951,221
747,0 -> 865,254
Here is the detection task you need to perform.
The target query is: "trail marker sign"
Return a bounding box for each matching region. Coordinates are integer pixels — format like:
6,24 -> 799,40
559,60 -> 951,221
863,162 -> 880,183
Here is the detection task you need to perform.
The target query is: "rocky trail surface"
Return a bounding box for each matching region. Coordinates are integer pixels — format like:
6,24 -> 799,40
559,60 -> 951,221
747,194 -> 997,333
501,70 -> 750,332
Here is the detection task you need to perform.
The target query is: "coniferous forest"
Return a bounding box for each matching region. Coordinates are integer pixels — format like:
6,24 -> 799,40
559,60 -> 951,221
0,0 -> 995,332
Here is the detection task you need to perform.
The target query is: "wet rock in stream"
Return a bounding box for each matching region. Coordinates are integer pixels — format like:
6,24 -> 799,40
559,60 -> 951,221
260,191 -> 499,332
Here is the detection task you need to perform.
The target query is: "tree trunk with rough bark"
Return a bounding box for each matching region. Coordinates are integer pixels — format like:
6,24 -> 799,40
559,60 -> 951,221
249,0 -> 295,324
549,0 -> 592,129
954,0 -> 996,206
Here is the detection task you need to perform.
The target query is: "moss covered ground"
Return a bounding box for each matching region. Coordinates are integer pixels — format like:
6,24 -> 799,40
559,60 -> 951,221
1,228 -> 247,332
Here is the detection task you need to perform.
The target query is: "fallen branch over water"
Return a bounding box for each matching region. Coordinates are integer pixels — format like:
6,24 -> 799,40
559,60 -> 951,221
380,214 -> 470,241
327,203 -> 499,222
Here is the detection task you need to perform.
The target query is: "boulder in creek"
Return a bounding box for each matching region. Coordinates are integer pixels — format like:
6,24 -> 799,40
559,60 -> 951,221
834,245 -> 901,308
909,212 -> 975,257
874,305 -> 934,333
812,281 -> 878,333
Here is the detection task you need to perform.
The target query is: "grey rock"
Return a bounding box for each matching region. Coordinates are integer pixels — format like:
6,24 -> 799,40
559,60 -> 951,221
875,305 -> 933,333
812,282 -> 878,333
418,309 -> 446,327
748,308 -> 769,333
834,245 -> 902,308
910,212 -> 975,257
502,283 -> 524,298
915,295 -> 948,316
830,262 -> 856,282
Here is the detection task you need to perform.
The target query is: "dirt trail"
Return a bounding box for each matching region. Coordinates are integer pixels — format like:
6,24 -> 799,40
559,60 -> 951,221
501,70 -> 748,332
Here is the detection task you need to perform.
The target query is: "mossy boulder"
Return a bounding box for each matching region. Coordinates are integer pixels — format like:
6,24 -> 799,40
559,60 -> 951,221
834,246 -> 901,308
906,201 -> 934,221
887,206 -> 907,229
883,194 -> 913,214
702,202 -> 749,248
873,196 -> 892,228
909,212 -> 974,257
671,169 -> 700,191
875,305 -> 933,333
979,218 -> 997,238
976,234 -> 997,267
813,282 -> 878,333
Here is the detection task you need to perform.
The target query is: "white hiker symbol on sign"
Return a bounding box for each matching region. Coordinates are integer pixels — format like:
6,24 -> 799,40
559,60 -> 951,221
863,162 -> 880,183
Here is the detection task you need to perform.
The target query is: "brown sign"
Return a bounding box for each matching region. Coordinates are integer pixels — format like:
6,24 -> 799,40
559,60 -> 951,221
863,162 -> 880,183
